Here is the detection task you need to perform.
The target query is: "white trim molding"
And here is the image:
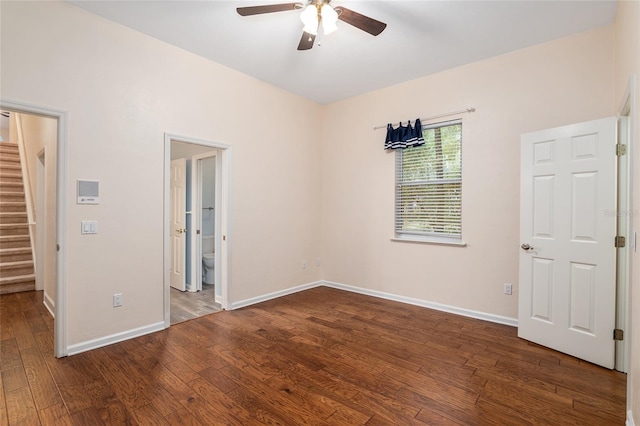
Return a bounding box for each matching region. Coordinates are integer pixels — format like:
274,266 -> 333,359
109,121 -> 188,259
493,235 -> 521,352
628,410 -> 636,426
66,322 -> 165,356
43,293 -> 55,318
229,279 -> 517,327
322,280 -> 518,327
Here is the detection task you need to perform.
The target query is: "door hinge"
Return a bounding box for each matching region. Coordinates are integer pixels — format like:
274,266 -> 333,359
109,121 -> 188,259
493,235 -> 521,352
614,329 -> 624,341
615,236 -> 626,248
56,244 -> 60,252
616,144 -> 627,156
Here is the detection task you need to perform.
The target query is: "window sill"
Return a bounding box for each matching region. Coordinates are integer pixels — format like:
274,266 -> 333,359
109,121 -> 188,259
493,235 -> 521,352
391,236 -> 467,247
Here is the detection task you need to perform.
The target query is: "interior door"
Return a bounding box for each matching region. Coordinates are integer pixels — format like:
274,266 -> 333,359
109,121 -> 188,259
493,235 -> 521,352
170,158 -> 187,291
519,117 -> 617,369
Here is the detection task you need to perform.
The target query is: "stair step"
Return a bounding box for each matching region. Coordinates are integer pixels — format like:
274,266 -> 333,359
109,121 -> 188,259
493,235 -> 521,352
0,143 -> 19,152
0,282 -> 36,295
0,192 -> 26,203
0,173 -> 23,184
0,163 -> 21,172
0,260 -> 34,277
0,247 -> 32,263
0,202 -> 27,213
0,144 -> 19,152
0,235 -> 30,249
0,182 -> 23,193
0,223 -> 29,236
0,155 -> 20,164
0,274 -> 36,295
0,212 -> 28,224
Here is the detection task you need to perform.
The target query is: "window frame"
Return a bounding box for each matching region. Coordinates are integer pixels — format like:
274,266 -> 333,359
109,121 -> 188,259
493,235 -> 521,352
393,119 -> 466,246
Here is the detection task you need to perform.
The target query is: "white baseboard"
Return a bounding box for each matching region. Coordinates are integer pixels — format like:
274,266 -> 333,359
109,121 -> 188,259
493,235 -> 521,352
629,410 -> 636,426
215,294 -> 222,305
321,280 -> 518,327
67,280 -> 516,356
230,281 -> 323,310
43,292 -> 55,318
66,321 -> 165,356
228,279 -> 517,327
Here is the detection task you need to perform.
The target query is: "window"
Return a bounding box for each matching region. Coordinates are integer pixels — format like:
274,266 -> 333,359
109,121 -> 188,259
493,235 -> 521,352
395,119 -> 462,243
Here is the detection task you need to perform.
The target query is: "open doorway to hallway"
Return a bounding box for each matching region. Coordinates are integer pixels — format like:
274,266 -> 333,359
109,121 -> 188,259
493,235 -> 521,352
0,110 -> 57,306
0,104 -> 66,359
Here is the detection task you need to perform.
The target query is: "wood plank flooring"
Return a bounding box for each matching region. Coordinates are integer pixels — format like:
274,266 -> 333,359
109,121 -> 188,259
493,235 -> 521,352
0,286 -> 627,425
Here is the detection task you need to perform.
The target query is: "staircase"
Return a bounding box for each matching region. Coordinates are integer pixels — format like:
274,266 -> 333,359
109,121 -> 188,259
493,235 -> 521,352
0,142 -> 35,294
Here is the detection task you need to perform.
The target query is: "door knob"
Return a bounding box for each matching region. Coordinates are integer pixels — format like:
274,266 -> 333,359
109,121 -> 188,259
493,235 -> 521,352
521,243 -> 533,251
177,228 -> 187,234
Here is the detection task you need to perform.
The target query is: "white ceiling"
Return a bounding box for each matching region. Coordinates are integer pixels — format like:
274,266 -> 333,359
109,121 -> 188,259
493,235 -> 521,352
67,0 -> 618,104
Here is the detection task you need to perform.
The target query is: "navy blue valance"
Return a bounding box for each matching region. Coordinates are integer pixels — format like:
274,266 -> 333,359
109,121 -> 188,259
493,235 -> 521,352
384,118 -> 424,150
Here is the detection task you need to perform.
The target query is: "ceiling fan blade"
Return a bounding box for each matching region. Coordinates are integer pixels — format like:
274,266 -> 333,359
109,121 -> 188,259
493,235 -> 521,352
297,31 -> 316,50
237,3 -> 301,16
334,7 -> 387,36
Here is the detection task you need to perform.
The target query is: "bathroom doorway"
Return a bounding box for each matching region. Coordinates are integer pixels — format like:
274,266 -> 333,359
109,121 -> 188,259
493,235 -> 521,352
164,135 -> 230,326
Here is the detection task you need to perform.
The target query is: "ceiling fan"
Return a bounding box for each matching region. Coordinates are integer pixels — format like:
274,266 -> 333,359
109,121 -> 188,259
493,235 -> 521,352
236,0 -> 387,51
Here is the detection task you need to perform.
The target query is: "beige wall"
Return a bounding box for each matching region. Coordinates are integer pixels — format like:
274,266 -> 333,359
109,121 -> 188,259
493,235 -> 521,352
614,1 -> 640,422
15,113 -> 58,306
0,1 -> 322,346
321,26 -> 615,320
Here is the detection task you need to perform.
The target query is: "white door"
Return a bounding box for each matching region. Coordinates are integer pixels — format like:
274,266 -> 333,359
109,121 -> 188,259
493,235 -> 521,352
170,158 -> 187,291
519,117 -> 617,369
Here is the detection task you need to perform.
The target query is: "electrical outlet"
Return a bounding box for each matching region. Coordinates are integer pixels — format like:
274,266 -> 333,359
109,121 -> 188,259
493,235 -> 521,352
302,260 -> 307,269
503,283 -> 513,295
113,293 -> 123,307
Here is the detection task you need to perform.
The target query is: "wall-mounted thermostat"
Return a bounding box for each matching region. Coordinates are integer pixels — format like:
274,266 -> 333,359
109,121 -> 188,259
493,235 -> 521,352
77,180 -> 99,204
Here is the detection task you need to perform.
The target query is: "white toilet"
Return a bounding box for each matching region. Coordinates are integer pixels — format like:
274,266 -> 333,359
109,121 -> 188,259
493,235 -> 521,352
202,235 -> 215,285
202,253 -> 215,285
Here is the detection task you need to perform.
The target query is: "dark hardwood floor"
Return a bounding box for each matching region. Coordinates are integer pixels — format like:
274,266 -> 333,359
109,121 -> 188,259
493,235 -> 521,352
0,287 -> 627,425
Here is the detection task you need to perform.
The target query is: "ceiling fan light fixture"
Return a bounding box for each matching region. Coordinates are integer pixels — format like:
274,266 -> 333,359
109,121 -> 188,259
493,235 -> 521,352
320,4 -> 338,35
300,4 -> 319,35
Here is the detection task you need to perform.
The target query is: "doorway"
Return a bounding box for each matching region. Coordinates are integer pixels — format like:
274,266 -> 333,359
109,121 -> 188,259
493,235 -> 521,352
164,134 -> 230,326
0,100 -> 67,358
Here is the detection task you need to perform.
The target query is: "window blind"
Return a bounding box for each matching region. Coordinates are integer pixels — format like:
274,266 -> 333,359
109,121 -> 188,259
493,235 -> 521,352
395,120 -> 462,239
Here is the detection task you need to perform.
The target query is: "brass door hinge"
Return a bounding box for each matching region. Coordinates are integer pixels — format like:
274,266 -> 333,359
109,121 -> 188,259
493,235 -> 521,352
616,144 -> 627,156
614,329 -> 624,341
615,236 -> 626,248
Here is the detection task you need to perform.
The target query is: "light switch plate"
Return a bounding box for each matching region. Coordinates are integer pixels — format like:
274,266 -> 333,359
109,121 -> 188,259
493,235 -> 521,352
81,220 -> 98,235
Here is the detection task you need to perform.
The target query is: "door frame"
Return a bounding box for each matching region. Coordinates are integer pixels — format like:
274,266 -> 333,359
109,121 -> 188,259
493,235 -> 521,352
615,75 -> 635,374
1,99 -> 68,358
163,134 -> 231,328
